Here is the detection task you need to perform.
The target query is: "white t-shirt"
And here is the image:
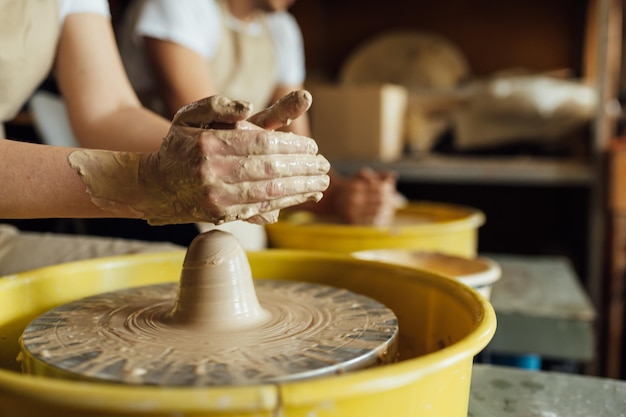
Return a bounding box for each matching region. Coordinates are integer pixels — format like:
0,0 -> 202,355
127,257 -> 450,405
59,0 -> 110,23
120,0 -> 305,94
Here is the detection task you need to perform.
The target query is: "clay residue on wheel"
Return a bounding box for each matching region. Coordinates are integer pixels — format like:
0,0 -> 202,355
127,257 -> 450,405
21,231 -> 399,386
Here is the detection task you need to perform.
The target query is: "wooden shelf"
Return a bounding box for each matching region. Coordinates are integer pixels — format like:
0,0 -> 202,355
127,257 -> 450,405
333,154 -> 594,186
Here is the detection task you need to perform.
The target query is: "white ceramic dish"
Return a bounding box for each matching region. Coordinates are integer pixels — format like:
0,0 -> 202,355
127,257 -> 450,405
352,250 -> 501,300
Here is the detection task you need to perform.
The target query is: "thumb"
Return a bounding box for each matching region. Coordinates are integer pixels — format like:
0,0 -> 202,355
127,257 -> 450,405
248,90 -> 312,130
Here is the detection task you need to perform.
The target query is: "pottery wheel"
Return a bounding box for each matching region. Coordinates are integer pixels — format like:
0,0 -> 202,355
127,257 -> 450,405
21,230 -> 398,386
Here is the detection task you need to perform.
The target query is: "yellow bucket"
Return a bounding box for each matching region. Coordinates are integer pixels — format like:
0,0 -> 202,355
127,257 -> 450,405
0,250 -> 495,417
265,201 -> 485,257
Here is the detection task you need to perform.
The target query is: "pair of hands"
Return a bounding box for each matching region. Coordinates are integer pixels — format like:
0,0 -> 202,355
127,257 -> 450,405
71,90 -> 400,227
140,91 -> 330,225
70,91 -> 328,225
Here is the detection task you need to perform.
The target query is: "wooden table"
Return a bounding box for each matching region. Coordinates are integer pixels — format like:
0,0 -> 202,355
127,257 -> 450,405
484,254 -> 596,362
469,364 -> 626,416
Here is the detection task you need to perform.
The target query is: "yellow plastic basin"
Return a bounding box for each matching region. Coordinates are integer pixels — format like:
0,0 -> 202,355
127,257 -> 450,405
0,250 -> 495,416
265,201 -> 485,257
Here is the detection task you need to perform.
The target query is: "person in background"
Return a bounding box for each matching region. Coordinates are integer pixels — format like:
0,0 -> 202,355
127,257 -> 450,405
0,0 -> 330,275
117,0 -> 402,240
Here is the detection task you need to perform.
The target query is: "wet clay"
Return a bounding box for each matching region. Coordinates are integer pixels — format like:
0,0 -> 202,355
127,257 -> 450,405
21,230 -> 398,386
164,228 -> 271,331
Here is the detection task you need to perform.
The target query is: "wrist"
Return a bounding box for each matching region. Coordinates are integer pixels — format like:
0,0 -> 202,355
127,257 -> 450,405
68,149 -> 149,219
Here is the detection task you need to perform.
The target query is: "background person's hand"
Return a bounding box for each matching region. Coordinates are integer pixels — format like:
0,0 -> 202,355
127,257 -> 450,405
333,168 -> 404,226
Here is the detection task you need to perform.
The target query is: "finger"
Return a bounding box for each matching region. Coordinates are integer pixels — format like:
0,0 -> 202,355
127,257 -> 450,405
354,167 -> 379,181
248,90 -> 312,130
346,180 -> 388,198
222,176 -> 330,204
244,192 -> 324,222
217,192 -> 324,224
172,96 -> 253,128
346,204 -> 394,225
210,155 -> 331,183
379,170 -> 398,182
204,129 -> 320,155
355,167 -> 397,183
237,175 -> 330,202
394,192 -> 409,208
247,210 -> 280,225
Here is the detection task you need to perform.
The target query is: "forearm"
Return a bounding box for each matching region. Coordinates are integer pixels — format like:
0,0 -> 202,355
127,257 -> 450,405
0,139 -> 138,219
73,105 -> 170,152
143,37 -> 218,118
56,13 -> 171,153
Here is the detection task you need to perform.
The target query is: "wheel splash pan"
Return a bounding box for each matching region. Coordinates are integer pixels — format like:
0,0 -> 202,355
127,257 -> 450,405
0,250 -> 495,417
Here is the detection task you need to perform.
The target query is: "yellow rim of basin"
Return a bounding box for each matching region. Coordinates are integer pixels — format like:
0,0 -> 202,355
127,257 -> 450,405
266,201 -> 485,237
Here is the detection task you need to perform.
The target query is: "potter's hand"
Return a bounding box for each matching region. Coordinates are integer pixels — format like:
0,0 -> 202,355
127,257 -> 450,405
334,168 -> 403,226
242,89 -> 314,222
69,95 -> 330,225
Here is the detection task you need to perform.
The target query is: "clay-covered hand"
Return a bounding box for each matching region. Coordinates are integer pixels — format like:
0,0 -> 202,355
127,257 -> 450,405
241,90 -> 315,222
333,168 -> 403,226
69,95 -> 330,225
